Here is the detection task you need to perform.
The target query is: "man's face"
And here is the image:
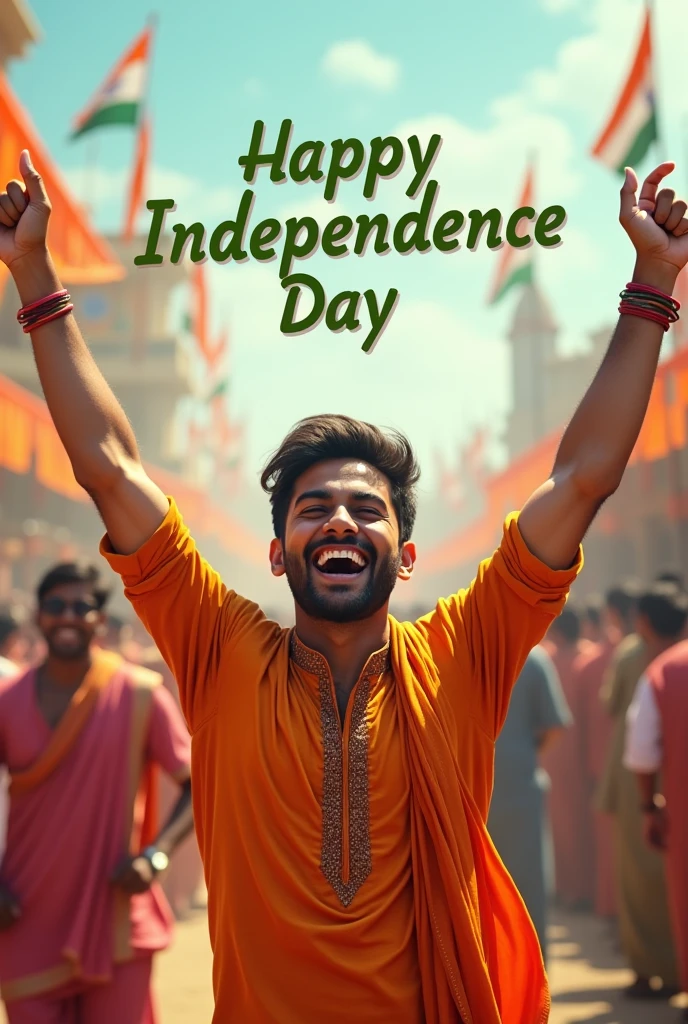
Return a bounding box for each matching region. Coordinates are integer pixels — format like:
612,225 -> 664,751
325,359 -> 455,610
36,582 -> 104,660
270,459 -> 415,624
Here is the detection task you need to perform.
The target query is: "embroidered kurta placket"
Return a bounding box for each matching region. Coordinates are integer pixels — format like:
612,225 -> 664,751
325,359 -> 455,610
290,632 -> 389,907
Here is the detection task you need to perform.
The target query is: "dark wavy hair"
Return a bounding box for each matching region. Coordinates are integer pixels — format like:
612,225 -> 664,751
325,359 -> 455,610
638,582 -> 688,639
550,605 -> 581,643
260,414 -> 421,543
36,561 -> 111,610
605,579 -> 642,629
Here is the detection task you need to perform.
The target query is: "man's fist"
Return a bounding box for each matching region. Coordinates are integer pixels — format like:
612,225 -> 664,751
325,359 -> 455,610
0,150 -> 51,269
0,884 -> 21,931
620,162 -> 688,278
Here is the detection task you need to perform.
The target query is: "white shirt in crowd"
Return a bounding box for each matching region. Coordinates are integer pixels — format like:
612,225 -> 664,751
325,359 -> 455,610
0,655 -> 18,862
623,673 -> 663,774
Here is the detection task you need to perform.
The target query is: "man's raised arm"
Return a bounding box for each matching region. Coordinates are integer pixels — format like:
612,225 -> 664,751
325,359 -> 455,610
518,162 -> 688,570
0,151 -> 168,554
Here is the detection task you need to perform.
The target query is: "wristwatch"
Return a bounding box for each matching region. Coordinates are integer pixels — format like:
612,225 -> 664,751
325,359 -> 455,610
141,846 -> 169,875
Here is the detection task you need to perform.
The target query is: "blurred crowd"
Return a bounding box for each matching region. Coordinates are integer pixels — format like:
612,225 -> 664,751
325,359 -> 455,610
487,573 -> 688,1015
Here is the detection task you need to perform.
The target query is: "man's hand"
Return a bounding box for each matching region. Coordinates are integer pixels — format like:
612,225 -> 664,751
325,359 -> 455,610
110,855 -> 156,895
642,807 -> 668,852
620,163 -> 688,288
0,150 -> 51,270
0,884 -> 21,930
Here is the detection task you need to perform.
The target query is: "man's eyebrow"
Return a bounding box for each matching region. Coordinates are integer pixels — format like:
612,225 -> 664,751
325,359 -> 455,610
293,488 -> 388,507
293,489 -> 331,504
351,491 -> 388,507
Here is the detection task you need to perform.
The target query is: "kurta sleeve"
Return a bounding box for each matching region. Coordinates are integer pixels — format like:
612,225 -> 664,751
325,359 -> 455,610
414,512 -> 582,740
100,498 -> 263,733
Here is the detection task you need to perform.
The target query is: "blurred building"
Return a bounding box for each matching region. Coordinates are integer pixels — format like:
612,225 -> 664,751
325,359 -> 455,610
0,0 -> 273,614
505,283 -> 609,463
408,273 -> 688,611
0,0 -> 39,69
0,236 -> 192,471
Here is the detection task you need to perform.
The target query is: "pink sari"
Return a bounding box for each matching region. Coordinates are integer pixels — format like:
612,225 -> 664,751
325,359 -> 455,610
0,651 -> 173,1003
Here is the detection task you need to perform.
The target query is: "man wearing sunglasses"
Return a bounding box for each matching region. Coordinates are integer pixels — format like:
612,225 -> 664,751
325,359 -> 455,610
0,561 -> 194,1024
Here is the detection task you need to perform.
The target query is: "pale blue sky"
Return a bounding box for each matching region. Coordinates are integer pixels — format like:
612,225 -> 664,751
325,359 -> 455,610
9,0 -> 688,491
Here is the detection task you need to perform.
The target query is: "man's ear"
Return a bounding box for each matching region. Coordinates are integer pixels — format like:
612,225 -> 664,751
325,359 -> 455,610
397,542 -> 416,582
270,538 -> 286,578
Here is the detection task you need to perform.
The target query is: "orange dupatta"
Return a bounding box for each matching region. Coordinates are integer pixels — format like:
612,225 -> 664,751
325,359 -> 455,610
9,650 -> 123,798
390,619 -> 550,1024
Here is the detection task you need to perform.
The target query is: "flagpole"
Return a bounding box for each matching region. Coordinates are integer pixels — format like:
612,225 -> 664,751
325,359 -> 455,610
83,132 -> 100,221
130,14 -> 158,363
647,0 -> 668,164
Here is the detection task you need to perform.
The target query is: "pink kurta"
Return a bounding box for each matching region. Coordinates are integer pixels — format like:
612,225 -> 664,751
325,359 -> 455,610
541,640 -> 596,907
578,642 -> 617,918
0,662 -> 190,1003
648,641 -> 688,989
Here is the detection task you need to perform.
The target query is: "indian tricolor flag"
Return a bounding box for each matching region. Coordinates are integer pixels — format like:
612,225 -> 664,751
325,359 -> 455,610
71,27 -> 151,139
591,10 -> 657,175
487,164 -> 534,306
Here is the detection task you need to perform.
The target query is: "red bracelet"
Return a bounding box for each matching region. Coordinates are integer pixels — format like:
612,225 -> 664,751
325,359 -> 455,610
22,304 -> 74,334
624,281 -> 680,311
619,302 -> 671,331
17,289 -> 69,320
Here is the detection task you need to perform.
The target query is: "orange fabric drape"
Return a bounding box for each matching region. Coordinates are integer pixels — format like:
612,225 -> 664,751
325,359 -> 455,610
0,74 -> 123,287
9,650 -> 121,796
34,420 -> 89,502
0,392 -> 32,474
0,370 -> 265,564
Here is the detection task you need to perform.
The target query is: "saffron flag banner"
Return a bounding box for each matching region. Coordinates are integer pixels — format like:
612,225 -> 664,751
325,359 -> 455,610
591,9 -> 657,175
487,164 -> 534,305
71,27 -> 151,139
0,73 -> 123,288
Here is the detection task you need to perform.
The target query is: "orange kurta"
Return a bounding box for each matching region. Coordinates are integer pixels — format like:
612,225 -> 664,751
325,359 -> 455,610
102,500 -> 580,1024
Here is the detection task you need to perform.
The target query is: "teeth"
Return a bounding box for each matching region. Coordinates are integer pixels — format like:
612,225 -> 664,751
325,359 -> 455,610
317,549 -> 366,567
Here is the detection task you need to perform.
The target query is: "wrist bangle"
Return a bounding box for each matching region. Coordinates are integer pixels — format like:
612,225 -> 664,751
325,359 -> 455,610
17,290 -> 73,334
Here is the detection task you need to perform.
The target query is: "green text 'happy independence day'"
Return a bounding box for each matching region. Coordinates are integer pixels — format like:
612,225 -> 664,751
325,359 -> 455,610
134,121 -> 567,353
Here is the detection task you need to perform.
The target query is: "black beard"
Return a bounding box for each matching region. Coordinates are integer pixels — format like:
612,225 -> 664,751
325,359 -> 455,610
44,630 -> 93,661
283,547 -> 402,623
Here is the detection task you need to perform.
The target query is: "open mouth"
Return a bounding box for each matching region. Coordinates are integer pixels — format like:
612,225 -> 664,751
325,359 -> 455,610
312,547 -> 370,577
50,627 -> 85,646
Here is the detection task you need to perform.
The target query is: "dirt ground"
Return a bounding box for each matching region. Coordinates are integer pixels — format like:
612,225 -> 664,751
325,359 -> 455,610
1,907 -> 683,1022
153,907 -> 688,1023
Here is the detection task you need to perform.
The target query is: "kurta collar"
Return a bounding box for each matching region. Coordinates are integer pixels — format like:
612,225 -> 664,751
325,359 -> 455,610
289,628 -> 390,680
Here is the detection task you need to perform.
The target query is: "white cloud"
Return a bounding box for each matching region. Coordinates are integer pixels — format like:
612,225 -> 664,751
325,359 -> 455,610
62,164 -> 239,225
321,40 -> 400,92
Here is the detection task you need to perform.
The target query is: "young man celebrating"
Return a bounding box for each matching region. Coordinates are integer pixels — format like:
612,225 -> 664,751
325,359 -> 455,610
0,562 -> 194,1023
1,150 -> 686,1024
